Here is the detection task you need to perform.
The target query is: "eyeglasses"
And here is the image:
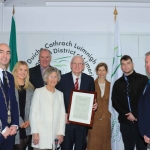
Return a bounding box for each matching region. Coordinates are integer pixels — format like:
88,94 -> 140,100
72,63 -> 84,66
49,76 -> 58,79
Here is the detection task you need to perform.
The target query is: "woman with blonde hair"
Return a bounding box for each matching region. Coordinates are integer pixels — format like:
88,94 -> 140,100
87,62 -> 111,150
12,61 -> 34,150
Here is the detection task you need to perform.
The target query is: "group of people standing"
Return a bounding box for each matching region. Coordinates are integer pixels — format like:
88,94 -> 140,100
0,42 -> 150,150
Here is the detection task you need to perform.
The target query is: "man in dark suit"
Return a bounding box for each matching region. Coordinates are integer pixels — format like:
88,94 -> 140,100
56,55 -> 97,150
0,43 -> 19,149
138,51 -> 150,144
29,48 -> 52,88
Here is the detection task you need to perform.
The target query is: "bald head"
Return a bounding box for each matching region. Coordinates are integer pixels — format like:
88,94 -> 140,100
0,43 -> 10,50
0,43 -> 11,69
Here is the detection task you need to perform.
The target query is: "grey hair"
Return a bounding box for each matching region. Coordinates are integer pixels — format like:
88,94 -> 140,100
71,55 -> 85,64
43,67 -> 61,84
39,48 -> 52,57
145,51 -> 150,57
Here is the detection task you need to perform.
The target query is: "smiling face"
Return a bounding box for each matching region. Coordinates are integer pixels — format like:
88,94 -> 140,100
70,56 -> 85,77
121,59 -> 134,76
16,64 -> 28,81
39,50 -> 51,69
97,66 -> 107,79
47,72 -> 58,88
0,43 -> 10,69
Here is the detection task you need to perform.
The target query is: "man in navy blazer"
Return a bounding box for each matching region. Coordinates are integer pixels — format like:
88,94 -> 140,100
56,55 -> 97,150
0,43 -> 19,149
29,48 -> 52,88
138,51 -> 150,144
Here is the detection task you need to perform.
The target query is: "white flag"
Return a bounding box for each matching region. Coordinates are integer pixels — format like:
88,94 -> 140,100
108,18 -> 122,150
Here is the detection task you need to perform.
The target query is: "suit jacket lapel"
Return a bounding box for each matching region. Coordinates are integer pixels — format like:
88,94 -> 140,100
68,72 -> 74,89
80,73 -> 84,90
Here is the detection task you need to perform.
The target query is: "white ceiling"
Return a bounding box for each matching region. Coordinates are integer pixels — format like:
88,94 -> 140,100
1,0 -> 150,7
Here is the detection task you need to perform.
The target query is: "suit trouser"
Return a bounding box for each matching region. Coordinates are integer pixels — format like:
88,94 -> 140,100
61,125 -> 88,150
120,122 -> 147,150
0,134 -> 15,150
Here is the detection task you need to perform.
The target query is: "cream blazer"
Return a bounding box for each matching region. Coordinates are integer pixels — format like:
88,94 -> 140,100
29,86 -> 65,149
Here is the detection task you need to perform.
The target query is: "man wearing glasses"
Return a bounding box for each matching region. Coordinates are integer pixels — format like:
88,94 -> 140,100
56,55 -> 97,150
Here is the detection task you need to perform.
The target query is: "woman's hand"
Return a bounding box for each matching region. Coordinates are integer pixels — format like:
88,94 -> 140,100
20,122 -> 25,128
23,120 -> 30,128
33,133 -> 39,145
57,135 -> 64,144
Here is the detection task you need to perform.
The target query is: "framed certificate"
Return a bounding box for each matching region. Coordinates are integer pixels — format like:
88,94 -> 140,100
68,90 -> 97,127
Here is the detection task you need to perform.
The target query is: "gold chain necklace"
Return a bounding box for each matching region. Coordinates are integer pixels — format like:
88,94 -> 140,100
0,71 -> 11,124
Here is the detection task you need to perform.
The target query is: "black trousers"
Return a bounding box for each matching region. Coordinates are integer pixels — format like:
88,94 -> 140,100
61,126 -> 88,150
120,122 -> 147,150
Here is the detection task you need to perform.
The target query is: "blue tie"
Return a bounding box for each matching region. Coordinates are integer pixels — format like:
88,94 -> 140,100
124,75 -> 132,112
143,79 -> 150,94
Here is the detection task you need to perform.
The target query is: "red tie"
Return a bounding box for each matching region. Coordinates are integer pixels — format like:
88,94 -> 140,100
74,78 -> 79,90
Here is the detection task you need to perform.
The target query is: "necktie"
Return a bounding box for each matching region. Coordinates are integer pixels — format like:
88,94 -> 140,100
2,71 -> 8,95
124,75 -> 132,112
74,78 -> 79,90
143,79 -> 150,94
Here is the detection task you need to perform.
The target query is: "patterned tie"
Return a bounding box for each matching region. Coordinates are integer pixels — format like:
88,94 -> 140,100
74,78 -> 79,90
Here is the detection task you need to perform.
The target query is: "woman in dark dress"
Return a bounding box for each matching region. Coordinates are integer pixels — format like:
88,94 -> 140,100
12,61 -> 34,150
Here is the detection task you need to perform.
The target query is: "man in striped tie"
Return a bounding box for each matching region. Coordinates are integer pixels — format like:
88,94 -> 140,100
56,55 -> 97,150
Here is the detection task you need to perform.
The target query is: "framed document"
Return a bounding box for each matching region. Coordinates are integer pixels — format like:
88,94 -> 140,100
68,90 -> 97,127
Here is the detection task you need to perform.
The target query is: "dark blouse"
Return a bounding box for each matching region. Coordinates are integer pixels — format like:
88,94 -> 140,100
18,85 -> 27,139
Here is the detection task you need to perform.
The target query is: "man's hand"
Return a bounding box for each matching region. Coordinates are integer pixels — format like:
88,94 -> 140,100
9,126 -> 17,135
144,135 -> 150,143
57,135 -> 64,144
33,133 -> 39,145
93,102 -> 98,111
65,113 -> 69,124
2,126 -> 10,139
125,112 -> 137,122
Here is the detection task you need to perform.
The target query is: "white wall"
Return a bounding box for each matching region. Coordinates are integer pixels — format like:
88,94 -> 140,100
0,2 -> 150,149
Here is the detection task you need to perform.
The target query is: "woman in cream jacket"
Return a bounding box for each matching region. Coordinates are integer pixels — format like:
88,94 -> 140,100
29,67 -> 65,150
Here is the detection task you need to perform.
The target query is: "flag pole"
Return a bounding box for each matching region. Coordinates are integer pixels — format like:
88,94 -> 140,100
9,5 -> 18,72
108,6 -> 122,150
114,6 -> 118,22
13,5 -> 15,15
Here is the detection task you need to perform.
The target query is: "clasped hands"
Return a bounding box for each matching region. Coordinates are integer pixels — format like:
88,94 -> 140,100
2,126 -> 17,139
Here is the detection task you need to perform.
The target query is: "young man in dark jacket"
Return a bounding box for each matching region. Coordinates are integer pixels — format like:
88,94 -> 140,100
112,55 -> 148,150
